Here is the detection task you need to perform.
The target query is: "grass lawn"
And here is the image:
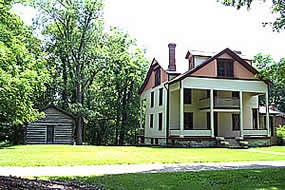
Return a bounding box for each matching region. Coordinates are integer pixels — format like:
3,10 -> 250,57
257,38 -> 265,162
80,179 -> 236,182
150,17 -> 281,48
0,145 -> 284,166
51,168 -> 285,190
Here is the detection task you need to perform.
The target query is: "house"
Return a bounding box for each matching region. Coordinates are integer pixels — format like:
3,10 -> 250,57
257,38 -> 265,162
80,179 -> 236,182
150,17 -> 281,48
25,105 -> 75,144
259,104 -> 285,134
138,43 -> 274,148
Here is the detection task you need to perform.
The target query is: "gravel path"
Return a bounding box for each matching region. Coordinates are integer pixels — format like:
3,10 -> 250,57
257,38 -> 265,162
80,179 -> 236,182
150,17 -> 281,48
0,161 -> 285,177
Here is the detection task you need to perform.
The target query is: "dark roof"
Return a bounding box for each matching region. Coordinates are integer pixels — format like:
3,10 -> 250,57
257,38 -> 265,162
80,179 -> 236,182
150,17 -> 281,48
169,48 -> 264,84
41,104 -> 75,119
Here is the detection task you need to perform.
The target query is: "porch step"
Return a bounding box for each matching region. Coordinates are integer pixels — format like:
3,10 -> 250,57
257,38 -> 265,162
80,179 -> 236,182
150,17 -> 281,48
216,138 -> 248,149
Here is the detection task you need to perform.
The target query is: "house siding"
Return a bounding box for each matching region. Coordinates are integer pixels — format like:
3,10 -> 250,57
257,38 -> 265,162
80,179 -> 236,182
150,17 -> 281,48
25,107 -> 74,144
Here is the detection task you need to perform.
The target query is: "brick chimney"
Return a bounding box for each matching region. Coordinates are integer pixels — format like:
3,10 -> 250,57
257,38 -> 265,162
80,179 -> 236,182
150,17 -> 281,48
168,43 -> 176,71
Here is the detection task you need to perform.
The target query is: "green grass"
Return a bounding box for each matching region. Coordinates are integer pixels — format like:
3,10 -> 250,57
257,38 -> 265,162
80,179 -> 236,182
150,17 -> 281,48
0,145 -> 284,166
51,168 -> 285,190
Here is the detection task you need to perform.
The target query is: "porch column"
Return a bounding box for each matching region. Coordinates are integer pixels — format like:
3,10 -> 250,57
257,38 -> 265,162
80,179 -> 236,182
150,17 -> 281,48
180,83 -> 184,137
239,91 -> 244,138
139,98 -> 143,129
266,91 -> 270,137
210,89 -> 214,137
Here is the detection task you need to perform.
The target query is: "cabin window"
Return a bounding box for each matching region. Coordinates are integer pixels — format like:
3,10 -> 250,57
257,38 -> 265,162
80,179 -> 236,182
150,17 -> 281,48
232,114 -> 240,130
184,112 -> 193,130
184,89 -> 192,104
150,91 -> 154,107
217,59 -> 233,77
154,69 -> 161,86
252,109 -> 258,129
158,113 -> 163,131
159,88 -> 163,106
150,114 -> 154,128
232,91 -> 240,98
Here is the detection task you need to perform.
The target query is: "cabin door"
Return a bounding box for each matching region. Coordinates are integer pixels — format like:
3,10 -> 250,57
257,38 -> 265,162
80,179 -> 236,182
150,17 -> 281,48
46,126 -> 54,144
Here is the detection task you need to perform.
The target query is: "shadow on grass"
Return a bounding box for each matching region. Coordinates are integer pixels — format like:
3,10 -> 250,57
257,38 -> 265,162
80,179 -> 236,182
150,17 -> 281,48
50,168 -> 285,190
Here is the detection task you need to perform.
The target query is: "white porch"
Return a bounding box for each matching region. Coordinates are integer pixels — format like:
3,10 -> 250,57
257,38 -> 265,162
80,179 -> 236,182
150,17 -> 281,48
169,77 -> 270,138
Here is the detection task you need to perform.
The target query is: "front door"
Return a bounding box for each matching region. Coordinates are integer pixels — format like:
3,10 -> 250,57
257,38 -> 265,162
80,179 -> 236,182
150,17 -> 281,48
214,112 -> 218,136
46,126 -> 54,144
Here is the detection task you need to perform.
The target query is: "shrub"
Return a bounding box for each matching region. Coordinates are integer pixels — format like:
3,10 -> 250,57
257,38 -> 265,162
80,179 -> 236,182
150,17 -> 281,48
276,126 -> 285,145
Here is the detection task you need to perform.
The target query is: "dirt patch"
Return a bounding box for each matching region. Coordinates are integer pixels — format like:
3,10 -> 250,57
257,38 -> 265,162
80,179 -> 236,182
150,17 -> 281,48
0,176 -> 104,190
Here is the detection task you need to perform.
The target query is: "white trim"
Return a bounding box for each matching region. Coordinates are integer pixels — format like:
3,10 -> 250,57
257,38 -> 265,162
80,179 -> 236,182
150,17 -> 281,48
210,89 -> 214,137
183,77 -> 267,93
180,82 -> 184,137
240,91 -> 244,137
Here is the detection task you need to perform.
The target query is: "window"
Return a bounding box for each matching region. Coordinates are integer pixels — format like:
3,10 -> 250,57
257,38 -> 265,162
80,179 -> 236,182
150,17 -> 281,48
232,91 -> 240,98
155,138 -> 159,145
150,114 -> 154,128
159,88 -> 163,106
207,112 -> 211,129
184,89 -> 192,104
232,114 -> 240,130
158,113 -> 163,131
150,91 -> 154,107
252,109 -> 258,129
184,112 -> 193,130
151,138 -> 154,144
154,69 -> 161,86
217,59 -> 233,77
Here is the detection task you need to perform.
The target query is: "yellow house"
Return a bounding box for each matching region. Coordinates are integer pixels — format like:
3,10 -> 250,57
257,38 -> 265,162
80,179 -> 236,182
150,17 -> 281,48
138,43 -> 273,148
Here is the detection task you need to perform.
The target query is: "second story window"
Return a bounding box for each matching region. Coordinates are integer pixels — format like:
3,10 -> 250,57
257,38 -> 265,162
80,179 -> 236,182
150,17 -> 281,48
150,91 -> 154,107
232,91 -> 240,98
154,69 -> 161,86
159,88 -> 163,106
217,59 -> 233,78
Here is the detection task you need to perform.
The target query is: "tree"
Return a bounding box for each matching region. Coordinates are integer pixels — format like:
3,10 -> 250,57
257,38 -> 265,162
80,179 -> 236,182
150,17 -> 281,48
254,53 -> 285,111
31,0 -> 105,144
85,27 -> 148,145
0,0 -> 50,144
220,0 -> 285,31
31,0 -> 149,145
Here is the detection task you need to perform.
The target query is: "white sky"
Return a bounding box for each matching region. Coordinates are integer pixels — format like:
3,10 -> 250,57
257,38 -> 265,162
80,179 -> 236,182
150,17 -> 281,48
14,0 -> 285,64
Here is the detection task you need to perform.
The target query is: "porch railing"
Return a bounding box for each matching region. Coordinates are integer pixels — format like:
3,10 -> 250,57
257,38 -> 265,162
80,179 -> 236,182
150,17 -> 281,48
170,129 -> 212,137
243,129 -> 268,136
199,97 -> 240,109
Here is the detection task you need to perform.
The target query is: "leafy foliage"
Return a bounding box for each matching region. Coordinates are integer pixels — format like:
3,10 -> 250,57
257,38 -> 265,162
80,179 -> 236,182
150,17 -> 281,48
254,54 -> 285,111
0,0 -> 49,126
276,125 -> 285,144
220,0 -> 285,31
30,0 -> 149,145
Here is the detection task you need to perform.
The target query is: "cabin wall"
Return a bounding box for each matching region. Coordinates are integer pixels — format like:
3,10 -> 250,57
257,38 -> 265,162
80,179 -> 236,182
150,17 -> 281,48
25,107 -> 74,144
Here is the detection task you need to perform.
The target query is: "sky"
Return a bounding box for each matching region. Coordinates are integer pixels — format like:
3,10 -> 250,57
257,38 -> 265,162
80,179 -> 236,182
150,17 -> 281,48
14,0 -> 285,65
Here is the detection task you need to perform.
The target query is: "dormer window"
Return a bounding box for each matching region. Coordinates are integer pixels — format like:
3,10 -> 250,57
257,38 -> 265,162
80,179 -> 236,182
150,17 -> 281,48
154,69 -> 161,86
217,59 -> 233,78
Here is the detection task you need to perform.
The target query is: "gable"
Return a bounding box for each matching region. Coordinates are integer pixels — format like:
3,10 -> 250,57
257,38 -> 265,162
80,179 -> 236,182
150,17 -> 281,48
191,52 -> 256,79
138,60 -> 168,94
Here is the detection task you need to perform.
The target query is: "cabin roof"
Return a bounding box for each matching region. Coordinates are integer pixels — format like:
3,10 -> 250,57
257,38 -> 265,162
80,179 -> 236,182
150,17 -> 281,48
41,104 -> 75,119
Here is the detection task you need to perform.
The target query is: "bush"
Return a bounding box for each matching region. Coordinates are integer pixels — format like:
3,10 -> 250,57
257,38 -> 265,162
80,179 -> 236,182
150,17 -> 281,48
276,126 -> 285,145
